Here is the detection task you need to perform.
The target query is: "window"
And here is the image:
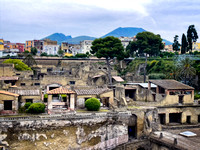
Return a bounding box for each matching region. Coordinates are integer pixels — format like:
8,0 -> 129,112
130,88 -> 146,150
47,68 -> 53,72
26,99 -> 33,103
21,83 -> 26,86
69,81 -> 75,85
4,101 -> 12,110
34,83 -> 40,86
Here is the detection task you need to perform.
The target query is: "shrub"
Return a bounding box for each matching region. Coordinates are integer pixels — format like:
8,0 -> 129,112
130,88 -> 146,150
85,97 -> 100,111
41,52 -> 48,56
194,94 -> 200,100
24,102 -> 32,109
75,53 -> 88,58
27,103 -> 46,114
18,106 -> 26,113
149,73 -> 166,79
3,59 -> 31,71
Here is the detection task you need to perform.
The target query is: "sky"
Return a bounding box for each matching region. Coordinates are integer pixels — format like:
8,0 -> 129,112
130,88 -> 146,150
0,0 -> 200,43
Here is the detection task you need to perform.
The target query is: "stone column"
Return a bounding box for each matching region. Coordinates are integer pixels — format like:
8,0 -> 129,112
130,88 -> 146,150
70,94 -> 75,110
156,86 -> 159,94
166,113 -> 169,124
48,95 -> 52,109
148,82 -> 151,90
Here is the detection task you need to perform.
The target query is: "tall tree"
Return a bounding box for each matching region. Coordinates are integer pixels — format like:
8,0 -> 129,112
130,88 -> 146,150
172,35 -> 180,51
181,33 -> 188,54
179,58 -> 196,84
31,47 -> 38,55
91,36 -> 127,86
126,31 -> 164,57
23,53 -> 37,67
187,25 -> 198,51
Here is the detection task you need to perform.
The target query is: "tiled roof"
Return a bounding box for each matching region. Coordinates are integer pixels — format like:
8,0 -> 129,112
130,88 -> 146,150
0,90 -> 19,97
112,76 -> 124,82
47,87 -> 76,94
8,90 -> 40,96
74,88 -> 111,95
149,80 -> 194,90
0,76 -> 18,81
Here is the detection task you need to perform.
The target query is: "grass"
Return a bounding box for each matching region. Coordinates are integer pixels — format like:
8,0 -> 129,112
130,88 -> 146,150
127,106 -> 141,109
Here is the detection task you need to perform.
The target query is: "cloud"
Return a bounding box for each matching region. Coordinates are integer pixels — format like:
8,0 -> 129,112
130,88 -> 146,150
1,0 -> 200,43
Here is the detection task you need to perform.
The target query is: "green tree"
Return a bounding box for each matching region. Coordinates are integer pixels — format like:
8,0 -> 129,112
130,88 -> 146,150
126,31 -> 164,57
23,53 -> 37,67
58,49 -> 64,57
91,36 -> 127,85
41,52 -> 48,56
172,35 -> 180,51
85,98 -> 100,111
187,25 -> 198,51
3,59 -> 31,71
181,33 -> 188,54
31,47 -> 38,55
179,58 -> 196,84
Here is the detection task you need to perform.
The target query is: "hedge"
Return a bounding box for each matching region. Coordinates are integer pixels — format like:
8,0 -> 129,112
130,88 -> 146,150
85,97 -> 100,111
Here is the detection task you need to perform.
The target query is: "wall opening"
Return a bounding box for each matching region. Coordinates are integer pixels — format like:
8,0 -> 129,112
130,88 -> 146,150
169,113 -> 182,123
137,148 -> 145,150
128,114 -> 137,139
4,100 -> 12,110
198,115 -> 200,123
159,114 -> 166,124
26,99 -> 33,103
125,89 -> 136,99
179,95 -> 184,104
186,116 -> 191,124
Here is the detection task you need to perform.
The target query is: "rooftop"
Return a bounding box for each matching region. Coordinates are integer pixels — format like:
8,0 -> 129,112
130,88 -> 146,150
8,89 -> 40,96
0,90 -> 19,97
149,80 -> 194,90
74,88 -> 111,95
47,87 -> 76,94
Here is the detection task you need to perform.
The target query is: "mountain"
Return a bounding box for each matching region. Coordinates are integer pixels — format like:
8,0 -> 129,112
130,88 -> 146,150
41,33 -> 72,44
64,36 -> 96,44
162,39 -> 173,45
102,27 -> 146,38
102,27 -> 172,45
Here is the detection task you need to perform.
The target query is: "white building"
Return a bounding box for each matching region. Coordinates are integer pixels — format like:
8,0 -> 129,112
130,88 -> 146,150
119,36 -> 136,49
0,49 -> 19,57
43,45 -> 59,55
80,40 -> 93,54
43,39 -> 59,55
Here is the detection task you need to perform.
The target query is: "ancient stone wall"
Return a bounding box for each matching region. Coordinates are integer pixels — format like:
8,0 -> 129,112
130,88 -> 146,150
0,113 -> 131,150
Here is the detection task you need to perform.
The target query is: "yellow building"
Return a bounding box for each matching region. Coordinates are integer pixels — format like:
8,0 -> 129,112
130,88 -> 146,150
192,42 -> 200,51
0,39 -> 4,51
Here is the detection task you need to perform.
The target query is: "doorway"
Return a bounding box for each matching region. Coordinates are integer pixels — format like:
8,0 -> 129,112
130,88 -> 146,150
169,113 -> 182,123
186,116 -> 191,124
4,101 -> 12,110
159,114 -> 166,124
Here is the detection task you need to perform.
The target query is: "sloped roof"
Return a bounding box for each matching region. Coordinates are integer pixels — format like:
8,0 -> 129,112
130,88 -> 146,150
0,90 -> 19,97
112,76 -> 124,82
0,76 -> 18,81
8,90 -> 40,96
149,80 -> 194,90
74,88 -> 111,95
47,87 -> 76,94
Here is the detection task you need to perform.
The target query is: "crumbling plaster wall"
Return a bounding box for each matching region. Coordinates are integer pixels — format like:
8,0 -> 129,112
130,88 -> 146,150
0,115 -> 130,150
